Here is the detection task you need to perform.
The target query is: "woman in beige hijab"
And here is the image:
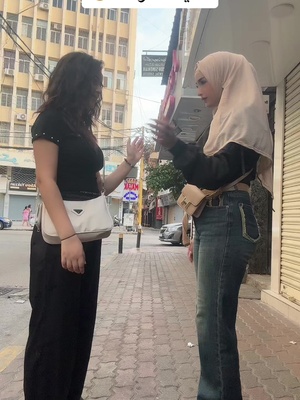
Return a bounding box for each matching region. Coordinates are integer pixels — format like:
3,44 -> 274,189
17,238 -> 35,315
150,51 -> 273,400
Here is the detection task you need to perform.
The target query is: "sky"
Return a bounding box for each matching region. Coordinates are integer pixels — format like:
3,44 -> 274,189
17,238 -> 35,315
131,9 -> 176,131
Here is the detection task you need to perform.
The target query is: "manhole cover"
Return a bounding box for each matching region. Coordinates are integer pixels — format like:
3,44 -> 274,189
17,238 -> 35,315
0,287 -> 25,297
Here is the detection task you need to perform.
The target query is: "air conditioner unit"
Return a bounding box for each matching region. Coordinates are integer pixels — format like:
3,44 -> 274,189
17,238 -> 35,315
103,120 -> 111,127
39,2 -> 49,10
4,68 -> 14,76
34,74 -> 44,82
52,23 -> 62,31
16,113 -> 27,121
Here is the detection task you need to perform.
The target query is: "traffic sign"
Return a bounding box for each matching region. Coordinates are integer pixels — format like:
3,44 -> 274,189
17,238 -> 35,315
123,191 -> 138,201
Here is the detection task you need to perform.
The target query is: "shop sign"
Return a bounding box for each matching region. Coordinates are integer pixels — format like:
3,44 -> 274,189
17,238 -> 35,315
141,55 -> 167,77
162,50 -> 180,121
9,182 -> 37,191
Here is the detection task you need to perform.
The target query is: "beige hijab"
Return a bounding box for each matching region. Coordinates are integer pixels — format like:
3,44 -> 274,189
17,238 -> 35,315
194,52 -> 273,194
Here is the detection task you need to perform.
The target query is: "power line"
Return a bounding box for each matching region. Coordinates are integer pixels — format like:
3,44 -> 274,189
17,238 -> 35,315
17,0 -> 42,16
0,14 -> 51,77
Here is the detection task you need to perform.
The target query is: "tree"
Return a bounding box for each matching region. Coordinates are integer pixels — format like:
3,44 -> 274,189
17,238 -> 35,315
145,161 -> 186,200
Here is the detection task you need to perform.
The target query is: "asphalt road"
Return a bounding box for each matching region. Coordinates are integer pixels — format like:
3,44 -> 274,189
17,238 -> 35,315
0,228 -> 162,288
0,227 -> 172,351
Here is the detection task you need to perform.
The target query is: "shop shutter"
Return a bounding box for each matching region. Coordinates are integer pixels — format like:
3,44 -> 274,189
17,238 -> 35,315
281,63 -> 300,305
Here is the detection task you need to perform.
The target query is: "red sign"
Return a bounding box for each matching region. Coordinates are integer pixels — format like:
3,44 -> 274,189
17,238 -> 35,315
124,178 -> 139,191
156,198 -> 163,220
161,50 -> 179,122
156,207 -> 163,220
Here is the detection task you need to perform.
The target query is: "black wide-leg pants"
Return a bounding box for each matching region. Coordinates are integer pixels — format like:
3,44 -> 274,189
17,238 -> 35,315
24,227 -> 101,400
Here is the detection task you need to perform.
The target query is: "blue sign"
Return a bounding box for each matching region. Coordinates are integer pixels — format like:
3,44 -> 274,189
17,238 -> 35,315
123,191 -> 138,201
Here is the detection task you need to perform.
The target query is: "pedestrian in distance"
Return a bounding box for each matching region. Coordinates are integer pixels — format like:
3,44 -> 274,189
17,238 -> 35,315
27,204 -> 32,220
22,206 -> 30,227
149,51 -> 273,400
23,51 -> 144,400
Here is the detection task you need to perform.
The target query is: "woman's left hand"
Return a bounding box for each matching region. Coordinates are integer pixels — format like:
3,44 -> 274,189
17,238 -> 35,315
148,118 -> 178,149
126,137 -> 144,165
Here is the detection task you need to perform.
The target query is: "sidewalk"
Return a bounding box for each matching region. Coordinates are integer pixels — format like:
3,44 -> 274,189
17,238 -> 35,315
1,248 -> 300,400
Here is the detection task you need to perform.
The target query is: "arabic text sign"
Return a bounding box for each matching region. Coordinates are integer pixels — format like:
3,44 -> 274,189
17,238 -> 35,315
82,0 -> 218,9
142,55 -> 167,77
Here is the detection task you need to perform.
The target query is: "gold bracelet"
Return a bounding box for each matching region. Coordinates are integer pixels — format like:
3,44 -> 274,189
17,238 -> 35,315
124,158 -> 135,168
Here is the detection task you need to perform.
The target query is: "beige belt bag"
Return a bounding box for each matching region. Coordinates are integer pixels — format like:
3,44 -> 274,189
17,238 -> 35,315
177,170 -> 252,218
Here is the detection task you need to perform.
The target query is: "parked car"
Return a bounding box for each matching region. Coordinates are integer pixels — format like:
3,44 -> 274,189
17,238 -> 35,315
0,216 -> 12,230
159,222 -> 190,245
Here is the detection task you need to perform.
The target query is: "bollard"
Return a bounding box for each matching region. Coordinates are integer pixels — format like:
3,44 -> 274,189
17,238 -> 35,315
118,233 -> 123,254
136,228 -> 141,249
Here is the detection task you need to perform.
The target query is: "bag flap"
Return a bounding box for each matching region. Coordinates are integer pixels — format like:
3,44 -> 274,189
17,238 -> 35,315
180,184 -> 207,206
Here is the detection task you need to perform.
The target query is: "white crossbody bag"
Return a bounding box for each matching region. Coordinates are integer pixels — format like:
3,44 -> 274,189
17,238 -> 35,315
36,169 -> 113,245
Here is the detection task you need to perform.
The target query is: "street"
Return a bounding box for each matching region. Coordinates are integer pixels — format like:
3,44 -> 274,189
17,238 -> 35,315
0,227 -> 177,352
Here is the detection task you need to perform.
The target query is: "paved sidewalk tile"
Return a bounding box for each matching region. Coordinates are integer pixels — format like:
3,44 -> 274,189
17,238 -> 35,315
1,251 -> 300,400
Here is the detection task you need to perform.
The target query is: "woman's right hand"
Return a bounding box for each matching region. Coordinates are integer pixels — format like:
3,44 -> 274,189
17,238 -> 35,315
61,235 -> 86,274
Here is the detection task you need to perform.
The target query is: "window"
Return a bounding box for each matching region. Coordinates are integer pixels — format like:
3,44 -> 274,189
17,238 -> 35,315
120,9 -> 129,24
13,124 -> 26,147
80,4 -> 90,15
107,9 -> 117,21
91,33 -> 96,51
48,59 -> 58,73
53,0 -> 63,7
67,0 -> 76,11
100,9 -> 104,18
116,72 -> 126,91
118,38 -> 128,58
78,30 -> 88,50
65,26 -> 75,47
31,91 -> 43,111
1,86 -> 13,107
36,19 -> 47,41
98,33 -> 103,52
0,122 -> 10,145
103,70 -> 113,89
19,54 -> 30,73
101,103 -> 112,124
93,9 -> 97,17
22,16 -> 33,38
112,137 -> 124,155
115,105 -> 124,124
50,23 -> 61,44
105,35 -> 115,55
17,88 -> 28,110
99,137 -> 110,148
7,13 -> 18,34
33,56 -> 45,74
4,50 -> 15,69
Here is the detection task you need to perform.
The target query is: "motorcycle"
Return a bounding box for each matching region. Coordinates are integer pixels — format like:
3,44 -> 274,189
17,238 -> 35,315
113,215 -> 121,226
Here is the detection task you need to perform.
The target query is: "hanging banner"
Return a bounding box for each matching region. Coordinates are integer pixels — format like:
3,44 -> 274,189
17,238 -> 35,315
156,200 -> 163,221
141,55 -> 167,77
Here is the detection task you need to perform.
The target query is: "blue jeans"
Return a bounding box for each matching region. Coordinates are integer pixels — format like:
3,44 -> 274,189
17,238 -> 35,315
193,191 -> 260,400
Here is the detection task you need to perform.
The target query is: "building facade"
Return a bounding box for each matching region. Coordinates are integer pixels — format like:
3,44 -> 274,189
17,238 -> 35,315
158,2 -> 300,325
0,0 -> 137,220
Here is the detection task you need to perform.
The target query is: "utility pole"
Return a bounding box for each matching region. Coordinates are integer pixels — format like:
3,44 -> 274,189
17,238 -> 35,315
136,126 -> 144,248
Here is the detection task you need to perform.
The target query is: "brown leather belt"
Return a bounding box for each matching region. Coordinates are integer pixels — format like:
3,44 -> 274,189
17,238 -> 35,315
224,183 -> 250,192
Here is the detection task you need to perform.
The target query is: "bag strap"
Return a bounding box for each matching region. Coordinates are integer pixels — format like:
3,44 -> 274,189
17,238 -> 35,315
220,168 -> 253,193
